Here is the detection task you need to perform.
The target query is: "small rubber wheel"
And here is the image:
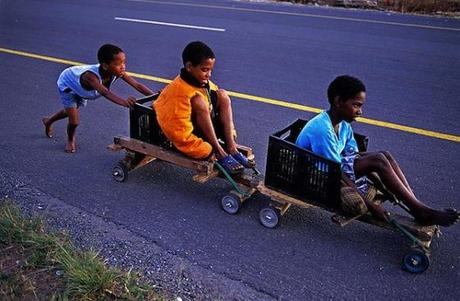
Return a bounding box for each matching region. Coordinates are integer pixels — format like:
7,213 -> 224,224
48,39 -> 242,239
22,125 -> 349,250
112,162 -> 129,182
402,248 -> 430,274
259,207 -> 281,229
221,192 -> 242,215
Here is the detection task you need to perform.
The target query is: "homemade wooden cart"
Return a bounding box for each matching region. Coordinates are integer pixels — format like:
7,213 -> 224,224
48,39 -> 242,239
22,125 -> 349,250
108,94 -> 261,215
109,95 -> 439,274
256,119 -> 440,274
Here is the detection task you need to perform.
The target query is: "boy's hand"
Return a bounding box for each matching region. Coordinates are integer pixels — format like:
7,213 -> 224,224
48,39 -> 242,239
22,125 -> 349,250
125,96 -> 137,108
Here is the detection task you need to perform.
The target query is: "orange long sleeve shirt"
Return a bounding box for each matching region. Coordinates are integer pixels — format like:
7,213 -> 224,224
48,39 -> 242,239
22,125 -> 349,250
153,76 -> 218,159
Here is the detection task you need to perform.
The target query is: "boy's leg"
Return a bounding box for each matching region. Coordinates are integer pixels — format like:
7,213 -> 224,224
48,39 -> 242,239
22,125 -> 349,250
42,109 -> 68,138
381,151 -> 414,195
354,153 -> 459,226
65,108 -> 79,153
214,89 -> 254,168
360,151 -> 414,197
214,89 -> 238,154
191,94 -> 228,160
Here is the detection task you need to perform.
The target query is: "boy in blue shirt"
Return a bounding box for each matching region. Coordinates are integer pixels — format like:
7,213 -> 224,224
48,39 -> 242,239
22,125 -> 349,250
42,44 -> 154,153
296,75 -> 459,227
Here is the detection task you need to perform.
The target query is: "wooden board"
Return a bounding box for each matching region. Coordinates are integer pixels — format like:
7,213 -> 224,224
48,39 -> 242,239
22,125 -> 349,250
193,170 -> 220,183
257,184 -> 315,209
112,136 -> 261,190
257,184 -> 437,242
113,136 -> 213,174
358,213 -> 438,242
107,143 -> 123,151
128,155 -> 157,171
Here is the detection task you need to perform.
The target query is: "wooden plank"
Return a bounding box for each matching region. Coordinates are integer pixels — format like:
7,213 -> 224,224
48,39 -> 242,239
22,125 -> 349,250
278,203 -> 292,216
331,214 -> 365,227
330,197 -> 385,227
240,188 -> 257,202
358,213 -> 437,242
107,143 -> 123,152
232,171 -> 263,188
130,155 -> 157,171
113,136 -> 260,187
193,170 -> 220,183
114,136 -> 212,173
236,144 -> 254,160
391,214 -> 438,241
258,183 -> 437,242
257,184 -> 315,209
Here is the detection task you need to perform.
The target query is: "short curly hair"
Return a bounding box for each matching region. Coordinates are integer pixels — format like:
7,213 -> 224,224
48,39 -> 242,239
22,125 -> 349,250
97,44 -> 123,64
327,75 -> 366,104
182,41 -> 215,66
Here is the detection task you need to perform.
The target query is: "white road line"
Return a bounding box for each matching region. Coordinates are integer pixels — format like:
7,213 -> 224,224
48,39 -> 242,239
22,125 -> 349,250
114,17 -> 226,32
127,0 -> 460,32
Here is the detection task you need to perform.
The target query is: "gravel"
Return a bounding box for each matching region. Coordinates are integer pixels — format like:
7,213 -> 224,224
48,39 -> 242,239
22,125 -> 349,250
0,168 -> 274,301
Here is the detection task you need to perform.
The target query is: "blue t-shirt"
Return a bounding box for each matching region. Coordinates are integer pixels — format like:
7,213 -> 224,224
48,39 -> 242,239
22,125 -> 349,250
295,111 -> 358,163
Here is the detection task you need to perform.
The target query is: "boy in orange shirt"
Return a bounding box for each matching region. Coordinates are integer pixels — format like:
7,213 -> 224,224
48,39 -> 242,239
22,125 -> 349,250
154,41 -> 251,174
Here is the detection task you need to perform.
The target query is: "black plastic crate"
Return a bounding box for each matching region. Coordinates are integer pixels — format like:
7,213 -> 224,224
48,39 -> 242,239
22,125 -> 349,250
129,94 -> 170,147
264,119 -> 368,208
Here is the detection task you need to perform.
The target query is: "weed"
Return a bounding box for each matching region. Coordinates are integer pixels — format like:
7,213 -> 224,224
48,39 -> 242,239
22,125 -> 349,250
0,201 -> 163,300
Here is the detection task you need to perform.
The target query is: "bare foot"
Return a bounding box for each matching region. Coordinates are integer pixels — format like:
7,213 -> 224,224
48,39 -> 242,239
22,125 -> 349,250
65,141 -> 76,153
414,208 -> 460,227
42,117 -> 53,138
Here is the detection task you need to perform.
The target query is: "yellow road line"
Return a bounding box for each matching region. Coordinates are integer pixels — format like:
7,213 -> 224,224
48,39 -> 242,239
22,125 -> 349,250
1,47 -> 459,143
0,47 -> 85,66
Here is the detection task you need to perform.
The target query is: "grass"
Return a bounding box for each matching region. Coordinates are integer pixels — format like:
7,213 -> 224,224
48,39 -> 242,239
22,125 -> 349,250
0,200 -> 163,300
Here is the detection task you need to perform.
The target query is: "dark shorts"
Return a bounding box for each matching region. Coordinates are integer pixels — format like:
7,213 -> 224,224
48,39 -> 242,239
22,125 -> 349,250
59,88 -> 86,109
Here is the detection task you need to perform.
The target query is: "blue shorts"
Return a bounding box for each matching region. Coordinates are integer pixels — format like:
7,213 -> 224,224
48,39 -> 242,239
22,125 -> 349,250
59,88 -> 87,109
341,153 -> 369,194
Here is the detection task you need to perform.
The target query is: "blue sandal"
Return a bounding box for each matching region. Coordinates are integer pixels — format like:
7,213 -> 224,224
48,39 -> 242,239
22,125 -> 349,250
217,155 -> 244,174
232,152 -> 255,168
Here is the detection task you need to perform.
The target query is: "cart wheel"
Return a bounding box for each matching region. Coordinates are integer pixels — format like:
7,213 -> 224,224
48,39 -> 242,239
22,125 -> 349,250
221,192 -> 242,215
402,248 -> 430,274
259,206 -> 281,229
112,162 -> 129,182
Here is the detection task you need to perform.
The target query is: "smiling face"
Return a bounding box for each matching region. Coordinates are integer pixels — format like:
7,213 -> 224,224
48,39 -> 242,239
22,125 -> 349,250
185,58 -> 215,85
336,91 -> 366,123
102,52 -> 126,77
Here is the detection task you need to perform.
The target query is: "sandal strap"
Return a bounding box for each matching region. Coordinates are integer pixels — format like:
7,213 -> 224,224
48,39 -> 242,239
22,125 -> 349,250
218,155 -> 243,173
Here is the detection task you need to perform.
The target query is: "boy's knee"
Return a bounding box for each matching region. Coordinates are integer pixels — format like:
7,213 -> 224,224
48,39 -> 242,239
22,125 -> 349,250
67,116 -> 79,127
217,89 -> 229,98
216,89 -> 231,106
216,89 -> 232,108
374,153 -> 391,170
191,95 -> 210,114
380,151 -> 395,162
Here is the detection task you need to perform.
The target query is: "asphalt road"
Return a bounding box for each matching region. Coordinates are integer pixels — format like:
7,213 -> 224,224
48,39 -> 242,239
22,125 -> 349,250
1,0 -> 459,299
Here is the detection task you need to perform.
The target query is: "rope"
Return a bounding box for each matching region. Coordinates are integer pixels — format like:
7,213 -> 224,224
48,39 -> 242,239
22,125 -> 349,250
388,215 -> 428,252
215,162 -> 251,197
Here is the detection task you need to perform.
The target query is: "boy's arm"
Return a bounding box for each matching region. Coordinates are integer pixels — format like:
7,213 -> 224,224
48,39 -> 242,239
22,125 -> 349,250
344,124 -> 359,153
121,73 -> 155,96
81,72 -> 136,107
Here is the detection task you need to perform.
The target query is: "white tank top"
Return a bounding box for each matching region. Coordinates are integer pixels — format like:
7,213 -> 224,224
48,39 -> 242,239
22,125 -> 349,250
57,64 -> 117,99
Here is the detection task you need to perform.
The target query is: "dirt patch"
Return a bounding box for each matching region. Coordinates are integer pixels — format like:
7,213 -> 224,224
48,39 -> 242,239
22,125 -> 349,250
0,243 -> 65,300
